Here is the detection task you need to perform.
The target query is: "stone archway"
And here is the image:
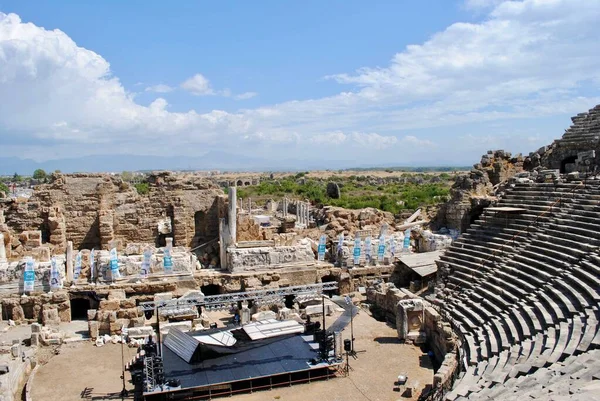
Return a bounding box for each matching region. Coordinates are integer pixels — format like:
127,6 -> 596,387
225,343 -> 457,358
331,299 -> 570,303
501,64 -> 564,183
321,274 -> 340,296
560,155 -> 577,174
201,284 -> 222,296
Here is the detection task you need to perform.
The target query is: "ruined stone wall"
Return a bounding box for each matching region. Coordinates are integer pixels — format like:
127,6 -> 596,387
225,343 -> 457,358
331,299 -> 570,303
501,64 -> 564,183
434,150 -> 524,232
1,172 -> 225,258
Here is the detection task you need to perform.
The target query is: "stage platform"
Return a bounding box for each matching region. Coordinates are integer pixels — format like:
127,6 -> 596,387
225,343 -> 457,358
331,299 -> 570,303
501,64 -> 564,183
143,333 -> 341,400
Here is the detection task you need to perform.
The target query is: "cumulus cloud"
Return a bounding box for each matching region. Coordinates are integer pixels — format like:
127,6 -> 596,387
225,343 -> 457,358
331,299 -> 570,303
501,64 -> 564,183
1,1 -> 600,166
234,92 -> 258,100
145,84 -> 174,93
180,73 -> 214,95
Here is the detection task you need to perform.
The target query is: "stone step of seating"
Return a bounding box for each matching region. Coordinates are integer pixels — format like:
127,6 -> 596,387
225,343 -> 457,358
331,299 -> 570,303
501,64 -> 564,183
519,305 -> 543,334
534,326 -> 556,368
446,365 -> 478,400
482,323 -> 500,356
577,309 -> 599,352
546,321 -> 571,365
490,318 -> 511,351
448,300 -> 481,332
553,277 -> 594,310
529,238 -> 587,260
440,255 -> 490,278
530,298 -> 559,327
464,334 -> 480,366
535,291 -> 566,323
521,243 -> 577,267
545,283 -> 581,314
555,211 -> 600,226
455,235 -> 519,251
508,333 -> 545,378
580,258 -> 600,277
552,217 -> 600,236
535,232 -> 597,253
541,226 -> 600,247
507,307 -> 532,339
548,221 -> 600,240
563,316 -> 584,359
441,252 -> 494,273
500,263 -> 547,288
566,267 -> 600,303
480,280 -> 520,306
493,268 -> 538,293
500,311 -> 522,344
512,253 -> 564,277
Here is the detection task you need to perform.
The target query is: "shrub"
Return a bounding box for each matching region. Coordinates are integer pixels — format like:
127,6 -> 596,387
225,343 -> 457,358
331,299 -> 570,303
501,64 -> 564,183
134,182 -> 149,195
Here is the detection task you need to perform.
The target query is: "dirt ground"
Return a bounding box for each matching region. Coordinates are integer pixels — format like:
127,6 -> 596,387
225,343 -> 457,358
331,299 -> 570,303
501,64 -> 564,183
31,340 -> 136,401
31,309 -> 433,401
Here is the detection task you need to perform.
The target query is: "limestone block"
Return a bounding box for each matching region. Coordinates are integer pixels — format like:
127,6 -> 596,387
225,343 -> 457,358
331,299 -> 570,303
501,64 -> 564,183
31,333 -> 41,346
251,310 -> 277,321
87,309 -> 97,321
88,321 -> 99,339
120,299 -> 136,309
99,299 -> 120,311
130,317 -> 145,327
11,344 -> 20,358
113,318 -> 130,332
153,292 -> 173,302
42,308 -> 60,326
117,308 -> 139,319
57,304 -> 71,323
128,326 -> 154,338
108,290 -> 126,301
31,323 -> 42,334
52,292 -> 69,303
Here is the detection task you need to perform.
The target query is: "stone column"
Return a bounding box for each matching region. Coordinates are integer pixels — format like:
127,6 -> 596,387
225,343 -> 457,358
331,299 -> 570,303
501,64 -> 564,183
283,198 -> 287,218
166,237 -> 173,250
305,203 -> 310,226
219,218 -> 228,270
66,241 -> 73,281
240,301 -> 251,325
298,202 -> 303,225
228,187 -> 237,244
248,198 -> 252,215
0,232 -> 6,263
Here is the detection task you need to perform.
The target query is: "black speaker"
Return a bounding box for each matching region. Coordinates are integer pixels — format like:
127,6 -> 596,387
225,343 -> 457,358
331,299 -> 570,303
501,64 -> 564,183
344,339 -> 352,351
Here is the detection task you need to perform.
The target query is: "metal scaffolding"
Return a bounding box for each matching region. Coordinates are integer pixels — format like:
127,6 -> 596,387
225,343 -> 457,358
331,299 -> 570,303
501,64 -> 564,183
139,282 -> 339,312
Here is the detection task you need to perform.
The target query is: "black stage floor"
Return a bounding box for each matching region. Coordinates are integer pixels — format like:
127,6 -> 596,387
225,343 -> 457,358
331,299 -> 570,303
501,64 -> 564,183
161,334 -> 330,390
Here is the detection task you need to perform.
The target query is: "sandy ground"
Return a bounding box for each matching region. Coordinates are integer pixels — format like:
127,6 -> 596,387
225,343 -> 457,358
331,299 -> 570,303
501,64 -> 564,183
31,310 -> 433,401
31,341 -> 136,401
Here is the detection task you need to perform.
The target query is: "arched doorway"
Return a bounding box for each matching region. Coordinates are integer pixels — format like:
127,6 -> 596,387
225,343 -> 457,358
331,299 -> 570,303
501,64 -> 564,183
201,284 -> 222,296
70,298 -> 91,320
560,155 -> 577,174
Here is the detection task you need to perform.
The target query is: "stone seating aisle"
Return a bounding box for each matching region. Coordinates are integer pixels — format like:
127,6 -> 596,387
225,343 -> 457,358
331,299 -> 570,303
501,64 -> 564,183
441,179 -> 600,400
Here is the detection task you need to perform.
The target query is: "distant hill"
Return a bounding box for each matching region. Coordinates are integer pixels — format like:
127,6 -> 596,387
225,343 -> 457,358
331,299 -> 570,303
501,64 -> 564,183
0,153 -> 469,175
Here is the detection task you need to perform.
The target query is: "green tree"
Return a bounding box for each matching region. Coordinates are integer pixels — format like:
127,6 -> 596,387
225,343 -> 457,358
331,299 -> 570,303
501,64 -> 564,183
0,182 -> 8,196
12,173 -> 22,182
121,171 -> 134,182
33,169 -> 47,180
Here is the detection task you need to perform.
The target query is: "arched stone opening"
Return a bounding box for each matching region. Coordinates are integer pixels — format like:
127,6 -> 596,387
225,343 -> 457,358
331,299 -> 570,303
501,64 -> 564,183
560,155 -> 577,174
201,284 -> 222,296
321,274 -> 339,296
284,295 -> 296,309
236,180 -> 243,186
244,181 -> 250,186
70,297 -> 98,320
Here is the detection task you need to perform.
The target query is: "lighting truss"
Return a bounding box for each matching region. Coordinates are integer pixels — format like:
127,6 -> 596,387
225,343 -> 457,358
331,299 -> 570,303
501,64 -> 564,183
139,282 -> 338,312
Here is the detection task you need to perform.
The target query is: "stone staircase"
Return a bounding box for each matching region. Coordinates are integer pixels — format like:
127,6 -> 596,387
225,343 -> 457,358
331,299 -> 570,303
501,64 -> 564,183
438,180 -> 600,400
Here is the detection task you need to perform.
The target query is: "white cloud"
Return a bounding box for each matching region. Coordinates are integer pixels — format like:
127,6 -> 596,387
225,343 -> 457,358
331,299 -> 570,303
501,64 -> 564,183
180,73 -> 214,95
1,1 -> 600,166
464,0 -> 505,10
309,131 -> 398,149
234,91 -> 258,100
145,84 -> 174,93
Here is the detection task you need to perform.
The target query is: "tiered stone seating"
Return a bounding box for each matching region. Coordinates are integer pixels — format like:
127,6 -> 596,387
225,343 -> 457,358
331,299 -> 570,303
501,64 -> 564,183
441,178 -> 600,400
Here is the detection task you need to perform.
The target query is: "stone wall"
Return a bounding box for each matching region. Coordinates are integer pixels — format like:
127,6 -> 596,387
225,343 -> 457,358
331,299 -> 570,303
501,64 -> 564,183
434,150 -> 525,232
1,172 -> 225,259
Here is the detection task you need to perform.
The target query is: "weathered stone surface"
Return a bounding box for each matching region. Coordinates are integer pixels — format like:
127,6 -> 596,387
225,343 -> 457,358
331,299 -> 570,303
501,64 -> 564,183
88,321 -> 99,339
99,299 -> 120,311
326,182 -> 341,199
108,290 -> 126,300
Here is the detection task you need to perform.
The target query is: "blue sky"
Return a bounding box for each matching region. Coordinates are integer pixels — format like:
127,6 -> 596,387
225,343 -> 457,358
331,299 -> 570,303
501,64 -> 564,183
0,0 -> 599,170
